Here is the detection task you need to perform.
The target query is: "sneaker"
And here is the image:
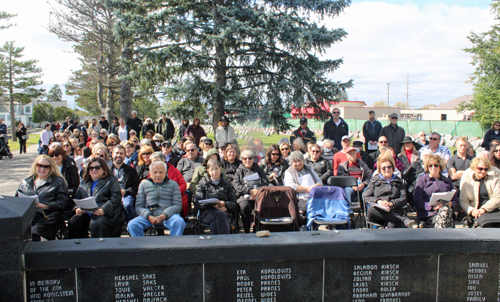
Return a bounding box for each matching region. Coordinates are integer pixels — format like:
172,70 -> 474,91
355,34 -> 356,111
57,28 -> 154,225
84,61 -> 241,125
418,221 -> 427,228
402,217 -> 415,228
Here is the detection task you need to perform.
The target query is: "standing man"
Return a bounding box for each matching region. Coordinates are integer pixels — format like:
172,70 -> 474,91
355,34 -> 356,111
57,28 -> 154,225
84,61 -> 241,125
157,114 -> 175,141
99,115 -> 110,132
362,110 -> 382,153
176,142 -> 204,200
420,132 -> 452,162
111,145 -> 140,223
323,108 -> 349,151
40,124 -> 53,154
380,113 -> 405,152
0,118 -> 7,135
127,110 -> 143,139
290,117 -> 316,146
184,117 -> 206,146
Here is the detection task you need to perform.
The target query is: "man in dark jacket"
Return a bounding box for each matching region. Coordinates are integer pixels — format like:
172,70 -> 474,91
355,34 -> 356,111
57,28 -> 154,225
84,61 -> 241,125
161,140 -> 180,167
127,110 -> 143,138
290,117 -> 316,146
323,108 -> 349,151
366,136 -> 389,170
304,143 -> 333,184
177,142 -> 204,200
156,114 -> 175,141
179,119 -> 189,139
380,113 -> 405,152
110,117 -> 119,134
99,115 -> 110,132
362,110 -> 382,153
111,145 -> 140,222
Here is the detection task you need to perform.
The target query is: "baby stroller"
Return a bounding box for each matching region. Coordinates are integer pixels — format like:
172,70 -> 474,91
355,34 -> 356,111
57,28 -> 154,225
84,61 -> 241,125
0,134 -> 13,160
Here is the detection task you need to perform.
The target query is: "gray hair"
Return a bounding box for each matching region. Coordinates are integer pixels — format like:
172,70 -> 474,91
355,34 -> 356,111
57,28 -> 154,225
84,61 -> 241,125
150,160 -> 168,172
140,139 -> 152,146
322,139 -> 334,148
289,151 -> 304,162
132,110 -> 137,114
207,158 -> 221,168
293,137 -> 306,151
241,149 -> 255,158
420,149 -> 433,157
478,150 -> 490,159
150,151 -> 166,162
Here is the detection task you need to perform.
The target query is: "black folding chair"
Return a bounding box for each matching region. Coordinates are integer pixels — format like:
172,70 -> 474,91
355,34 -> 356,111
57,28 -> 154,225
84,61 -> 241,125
327,176 -> 367,229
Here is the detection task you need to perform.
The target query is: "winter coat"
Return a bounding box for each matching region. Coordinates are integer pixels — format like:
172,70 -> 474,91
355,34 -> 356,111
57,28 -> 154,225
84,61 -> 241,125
336,158 -> 372,186
111,163 -> 140,198
397,149 -> 420,173
156,118 -> 175,141
221,159 -> 242,183
215,126 -> 237,145
481,129 -> 500,151
259,157 -> 289,186
290,128 -> 316,146
189,149 -> 227,193
304,156 -> 333,185
126,117 -> 143,137
185,124 -> 207,146
141,123 -> 155,139
135,178 -> 182,220
413,174 -> 458,219
61,157 -> 80,199
233,162 -> 269,198
193,175 -> 237,212
460,168 -> 500,215
362,120 -> 383,147
177,156 -> 204,183
364,174 -> 407,212
380,124 -> 405,152
165,163 -> 189,218
323,118 -> 349,151
81,175 -> 124,218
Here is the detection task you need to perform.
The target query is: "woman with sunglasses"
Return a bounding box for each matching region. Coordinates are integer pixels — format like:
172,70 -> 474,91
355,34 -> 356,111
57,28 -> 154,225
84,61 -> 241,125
48,143 -> 79,204
304,143 -> 332,185
221,144 -> 241,183
151,134 -> 163,152
233,149 -> 269,233
481,121 -> 500,151
68,158 -> 125,238
259,144 -> 288,186
92,144 -> 113,169
460,157 -> 500,228
16,155 -> 69,240
414,154 -> 458,228
62,140 -> 74,157
364,153 -> 413,228
136,145 -> 155,181
99,129 -> 108,142
490,144 -> 500,169
280,142 -> 291,162
15,122 -> 27,154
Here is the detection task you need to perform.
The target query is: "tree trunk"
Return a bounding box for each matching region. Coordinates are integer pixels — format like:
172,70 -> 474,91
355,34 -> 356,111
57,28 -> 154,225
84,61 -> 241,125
106,74 -> 114,123
97,79 -> 105,117
8,53 -> 16,142
119,46 -> 133,120
212,0 -> 226,141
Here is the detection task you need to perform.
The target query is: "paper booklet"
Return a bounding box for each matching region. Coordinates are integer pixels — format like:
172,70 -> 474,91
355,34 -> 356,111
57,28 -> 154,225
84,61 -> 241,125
74,156 -> 85,170
243,173 -> 260,182
74,196 -> 99,211
18,192 -> 39,204
367,143 -> 379,150
429,190 -> 456,207
199,198 -> 219,205
372,203 -> 390,212
298,174 -> 315,188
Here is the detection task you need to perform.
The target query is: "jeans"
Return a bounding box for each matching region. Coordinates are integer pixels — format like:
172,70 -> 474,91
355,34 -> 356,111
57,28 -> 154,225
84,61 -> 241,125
122,195 -> 136,223
344,187 -> 358,214
127,214 -> 186,237
200,208 -> 230,235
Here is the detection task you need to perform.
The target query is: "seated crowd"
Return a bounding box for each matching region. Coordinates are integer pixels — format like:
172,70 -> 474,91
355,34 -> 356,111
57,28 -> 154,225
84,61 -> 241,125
16,115 -> 500,241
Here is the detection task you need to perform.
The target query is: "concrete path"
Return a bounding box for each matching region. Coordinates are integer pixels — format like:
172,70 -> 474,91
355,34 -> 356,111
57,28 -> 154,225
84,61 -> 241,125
0,143 -> 40,196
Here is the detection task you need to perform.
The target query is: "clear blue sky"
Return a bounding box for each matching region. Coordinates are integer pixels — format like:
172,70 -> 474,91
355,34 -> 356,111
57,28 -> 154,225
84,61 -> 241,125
354,0 -> 493,9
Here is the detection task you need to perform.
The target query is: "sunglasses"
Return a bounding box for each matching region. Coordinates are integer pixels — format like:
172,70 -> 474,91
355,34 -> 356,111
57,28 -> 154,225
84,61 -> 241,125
89,165 -> 101,171
162,144 -> 172,148
186,149 -> 196,152
37,164 -> 51,170
271,153 -> 280,156
477,167 -> 490,172
311,150 -> 321,154
428,164 -> 440,168
281,148 -> 290,151
379,141 -> 388,144
380,165 -> 393,171
332,112 -> 340,114
49,153 -> 61,158
142,152 -> 152,156
391,117 -> 398,120
205,143 -> 213,146
430,137 -> 439,141
242,157 -> 254,161
494,149 -> 500,153
108,143 -> 116,147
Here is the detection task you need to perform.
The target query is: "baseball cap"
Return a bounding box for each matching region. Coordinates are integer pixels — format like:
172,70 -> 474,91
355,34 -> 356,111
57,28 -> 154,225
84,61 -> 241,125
300,117 -> 307,123
341,135 -> 351,142
345,147 -> 356,153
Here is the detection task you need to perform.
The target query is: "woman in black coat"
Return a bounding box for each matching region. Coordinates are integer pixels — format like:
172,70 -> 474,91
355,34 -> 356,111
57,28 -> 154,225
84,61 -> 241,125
15,122 -> 27,154
194,158 -> 237,235
233,149 -> 269,233
48,144 -> 79,201
68,158 -> 125,238
481,121 -> 500,151
16,155 -> 69,240
259,144 -> 288,186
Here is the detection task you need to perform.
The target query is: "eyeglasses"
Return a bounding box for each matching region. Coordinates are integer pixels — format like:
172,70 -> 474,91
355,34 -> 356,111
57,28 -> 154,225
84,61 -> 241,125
281,148 -> 290,151
391,117 -> 398,120
379,141 -> 388,144
49,153 -> 61,158
380,165 -> 393,171
142,152 -> 152,156
311,150 -> 321,154
205,143 -> 213,146
186,149 -> 196,152
242,157 -> 254,161
430,137 -> 439,141
37,164 -> 51,170
89,165 -> 101,171
477,167 -> 490,172
332,111 -> 340,114
108,143 -> 116,147
494,149 -> 500,153
162,144 -> 172,148
271,153 -> 280,156
428,164 -> 440,168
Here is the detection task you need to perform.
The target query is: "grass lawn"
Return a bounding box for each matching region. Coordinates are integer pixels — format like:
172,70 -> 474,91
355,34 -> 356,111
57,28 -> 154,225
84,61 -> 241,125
7,134 -> 40,151
206,131 -> 293,148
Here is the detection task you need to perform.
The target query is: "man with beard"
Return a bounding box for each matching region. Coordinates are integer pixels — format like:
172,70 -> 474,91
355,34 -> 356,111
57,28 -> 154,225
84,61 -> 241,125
185,117 -> 206,146
111,145 -> 140,222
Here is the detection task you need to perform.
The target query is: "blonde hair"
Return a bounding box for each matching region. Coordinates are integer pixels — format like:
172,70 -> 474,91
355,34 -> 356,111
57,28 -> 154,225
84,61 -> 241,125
376,153 -> 395,174
423,154 -> 446,173
92,143 -> 110,161
138,145 -> 155,166
471,157 -> 492,172
29,155 -> 66,185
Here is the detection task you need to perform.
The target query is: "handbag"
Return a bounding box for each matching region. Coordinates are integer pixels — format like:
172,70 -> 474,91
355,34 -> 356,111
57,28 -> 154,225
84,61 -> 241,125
21,134 -> 29,140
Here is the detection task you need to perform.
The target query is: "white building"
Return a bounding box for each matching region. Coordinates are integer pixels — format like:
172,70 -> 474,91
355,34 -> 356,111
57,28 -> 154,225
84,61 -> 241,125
400,95 -> 473,121
0,98 -> 68,128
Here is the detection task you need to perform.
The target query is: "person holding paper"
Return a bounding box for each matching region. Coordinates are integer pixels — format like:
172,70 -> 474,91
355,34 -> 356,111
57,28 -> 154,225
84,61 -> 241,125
364,153 -> 414,228
233,149 -> 269,233
460,157 -> 500,228
189,148 -> 227,194
260,144 -> 289,186
16,155 -> 69,240
68,158 -> 125,238
193,158 -> 237,235
127,161 -> 185,237
284,151 -> 322,216
414,154 -> 458,228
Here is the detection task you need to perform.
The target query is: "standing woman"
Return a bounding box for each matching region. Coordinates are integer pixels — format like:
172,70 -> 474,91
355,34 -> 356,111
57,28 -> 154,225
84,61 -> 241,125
179,119 -> 189,139
215,116 -> 237,145
68,158 -> 125,238
78,131 -> 88,145
114,117 -> 130,142
414,154 -> 458,228
16,122 -> 28,154
481,121 -> 500,151
259,144 -> 289,186
16,155 -> 69,240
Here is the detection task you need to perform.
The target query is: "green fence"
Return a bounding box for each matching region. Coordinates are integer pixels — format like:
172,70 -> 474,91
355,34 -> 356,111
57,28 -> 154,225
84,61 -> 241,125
235,119 -> 485,138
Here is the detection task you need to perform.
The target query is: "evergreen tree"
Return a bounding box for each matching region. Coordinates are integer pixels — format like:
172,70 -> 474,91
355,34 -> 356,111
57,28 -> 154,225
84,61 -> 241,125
0,11 -> 16,30
0,41 -> 44,141
47,84 -> 63,101
110,0 -> 353,134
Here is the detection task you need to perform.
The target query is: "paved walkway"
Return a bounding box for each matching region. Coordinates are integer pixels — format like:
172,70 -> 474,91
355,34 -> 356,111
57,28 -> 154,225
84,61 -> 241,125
0,143 -> 40,196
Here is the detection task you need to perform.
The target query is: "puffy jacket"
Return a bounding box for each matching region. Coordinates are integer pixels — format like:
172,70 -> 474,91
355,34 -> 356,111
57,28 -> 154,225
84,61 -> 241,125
16,175 -> 69,214
61,157 -> 80,198
304,156 -> 333,185
481,129 -> 500,151
81,175 -> 124,218
336,158 -> 372,187
177,156 -> 204,183
193,175 -> 237,212
364,174 -> 407,211
221,159 -> 242,183
233,162 -> 269,197
141,123 -> 155,139
156,118 -> 175,141
189,149 -> 227,193
259,157 -> 289,186
460,168 -> 500,215
111,163 -> 140,198
135,178 -> 182,220
413,174 -> 458,219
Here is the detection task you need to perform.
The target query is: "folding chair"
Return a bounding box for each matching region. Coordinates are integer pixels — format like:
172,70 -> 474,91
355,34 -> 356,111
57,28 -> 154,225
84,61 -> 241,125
254,187 -> 299,232
327,176 -> 367,229
196,207 -> 239,235
306,186 -> 350,230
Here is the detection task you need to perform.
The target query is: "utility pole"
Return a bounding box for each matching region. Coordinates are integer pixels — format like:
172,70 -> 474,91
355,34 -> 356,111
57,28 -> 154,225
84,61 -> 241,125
387,83 -> 390,117
405,73 -> 410,109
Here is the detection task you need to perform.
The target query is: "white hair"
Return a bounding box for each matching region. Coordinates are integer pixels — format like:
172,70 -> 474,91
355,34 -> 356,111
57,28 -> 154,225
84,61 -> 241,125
420,149 -> 433,157
289,151 -> 304,162
150,160 -> 168,172
478,151 -> 490,159
132,110 -> 137,114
